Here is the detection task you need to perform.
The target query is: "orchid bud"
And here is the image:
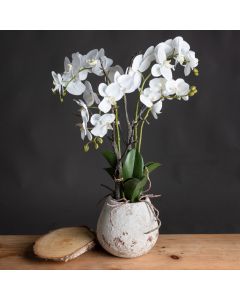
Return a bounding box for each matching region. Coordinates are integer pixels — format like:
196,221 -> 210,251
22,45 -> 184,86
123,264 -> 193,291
94,142 -> 99,150
97,137 -> 103,144
193,68 -> 199,76
191,86 -> 197,92
83,144 -> 89,152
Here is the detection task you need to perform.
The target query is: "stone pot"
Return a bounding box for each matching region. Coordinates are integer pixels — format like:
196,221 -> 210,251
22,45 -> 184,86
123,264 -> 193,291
96,196 -> 160,258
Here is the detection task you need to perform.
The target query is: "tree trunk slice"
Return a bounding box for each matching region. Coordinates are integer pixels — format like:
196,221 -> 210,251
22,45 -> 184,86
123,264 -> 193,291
33,227 -> 96,262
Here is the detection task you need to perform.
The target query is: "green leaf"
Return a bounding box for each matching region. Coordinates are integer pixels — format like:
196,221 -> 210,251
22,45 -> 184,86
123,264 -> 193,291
123,176 -> 148,202
123,178 -> 139,201
145,162 -> 161,174
122,149 -> 144,180
122,149 -> 136,179
133,150 -> 144,179
104,167 -> 114,178
102,150 -> 117,168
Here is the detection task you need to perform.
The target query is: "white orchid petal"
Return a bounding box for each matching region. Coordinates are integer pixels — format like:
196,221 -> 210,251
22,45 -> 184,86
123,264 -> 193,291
117,74 -> 133,92
83,92 -> 94,107
98,83 -> 108,97
165,79 -> 176,95
133,72 -> 142,90
184,65 -> 191,76
71,52 -> 82,74
151,64 -> 161,77
140,95 -> 153,108
52,71 -> 58,82
157,45 -> 167,63
176,79 -> 189,96
106,82 -> 123,100
100,113 -> 115,124
151,101 -> 162,119
64,57 -> 71,73
139,57 -> 152,72
108,65 -> 124,82
143,87 -> 151,96
149,78 -> 161,92
144,46 -> 154,58
90,114 -> 101,126
79,69 -> 88,80
98,98 -> 112,113
87,130 -> 92,141
132,54 -> 143,72
160,65 -> 172,80
86,49 -> 98,60
80,128 -> 85,140
94,93 -> 100,104
91,125 -> 108,137
67,80 -> 85,96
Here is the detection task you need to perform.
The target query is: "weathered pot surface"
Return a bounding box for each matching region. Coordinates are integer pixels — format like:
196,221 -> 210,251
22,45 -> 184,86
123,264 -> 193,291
96,196 -> 160,258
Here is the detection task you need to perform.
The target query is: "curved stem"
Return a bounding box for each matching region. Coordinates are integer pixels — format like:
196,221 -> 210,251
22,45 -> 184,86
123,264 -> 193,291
63,67 -> 90,91
123,94 -> 132,144
138,108 -> 151,152
134,73 -> 152,148
114,104 -> 121,154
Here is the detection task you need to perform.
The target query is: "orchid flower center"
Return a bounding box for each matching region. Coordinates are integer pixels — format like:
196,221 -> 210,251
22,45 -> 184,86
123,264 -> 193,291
107,96 -> 116,105
164,60 -> 172,68
87,59 -> 98,66
176,54 -> 185,64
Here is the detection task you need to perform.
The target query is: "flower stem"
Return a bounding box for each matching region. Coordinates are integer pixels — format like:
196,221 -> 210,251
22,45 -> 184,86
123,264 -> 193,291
114,104 -> 121,154
123,94 -> 132,144
138,108 -> 151,152
134,73 -> 152,148
63,68 -> 90,91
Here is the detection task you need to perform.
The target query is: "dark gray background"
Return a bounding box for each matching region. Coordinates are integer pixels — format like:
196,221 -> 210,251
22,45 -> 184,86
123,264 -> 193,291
0,31 -> 240,234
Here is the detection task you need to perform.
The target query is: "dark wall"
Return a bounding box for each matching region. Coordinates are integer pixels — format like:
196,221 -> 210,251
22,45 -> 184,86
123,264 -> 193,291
1,31 -> 240,234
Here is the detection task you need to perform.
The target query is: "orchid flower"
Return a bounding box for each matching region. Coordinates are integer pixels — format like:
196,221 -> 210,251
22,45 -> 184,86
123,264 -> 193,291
149,78 -> 167,96
114,71 -> 140,94
174,79 -> 190,100
83,81 -> 100,106
98,82 -> 123,113
84,49 -> 104,68
62,53 -> 87,96
83,49 -> 113,76
172,36 -> 190,65
165,78 -> 190,100
140,87 -> 161,107
117,47 -> 155,94
92,55 -> 113,76
131,46 -> 155,73
73,99 -> 92,140
140,87 -> 163,119
151,43 -> 174,80
184,51 -> 199,76
151,101 -> 163,119
52,71 -> 63,96
76,121 -> 92,141
74,99 -> 90,122
91,113 -> 115,137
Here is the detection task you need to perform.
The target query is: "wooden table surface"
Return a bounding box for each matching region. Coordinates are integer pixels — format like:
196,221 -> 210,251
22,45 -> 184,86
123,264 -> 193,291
0,234 -> 240,270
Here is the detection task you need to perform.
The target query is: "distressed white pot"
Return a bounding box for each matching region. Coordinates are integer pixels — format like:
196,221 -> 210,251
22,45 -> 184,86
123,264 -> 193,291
97,196 -> 160,258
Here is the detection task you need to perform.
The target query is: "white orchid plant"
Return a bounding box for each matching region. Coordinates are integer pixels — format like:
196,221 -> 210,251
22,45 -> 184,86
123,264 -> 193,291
51,36 -> 199,203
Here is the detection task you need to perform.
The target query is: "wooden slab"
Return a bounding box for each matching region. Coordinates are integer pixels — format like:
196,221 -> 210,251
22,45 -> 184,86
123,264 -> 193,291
0,234 -> 240,270
33,227 -> 96,262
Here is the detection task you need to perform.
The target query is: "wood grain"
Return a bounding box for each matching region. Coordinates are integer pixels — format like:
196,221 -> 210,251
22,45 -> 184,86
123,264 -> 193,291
0,234 -> 240,270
